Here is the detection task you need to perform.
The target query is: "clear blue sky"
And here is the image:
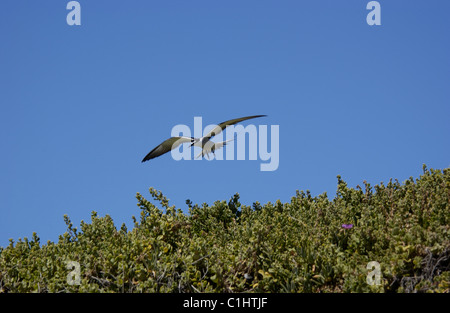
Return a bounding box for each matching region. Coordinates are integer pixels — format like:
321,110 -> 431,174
1,1 -> 449,248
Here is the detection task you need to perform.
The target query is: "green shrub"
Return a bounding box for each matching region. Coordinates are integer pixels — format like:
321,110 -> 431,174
1,166 -> 449,293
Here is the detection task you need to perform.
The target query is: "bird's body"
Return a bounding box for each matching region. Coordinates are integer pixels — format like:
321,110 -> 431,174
195,137 -> 234,159
141,115 -> 266,162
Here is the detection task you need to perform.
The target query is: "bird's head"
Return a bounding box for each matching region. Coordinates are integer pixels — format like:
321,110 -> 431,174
190,137 -> 201,146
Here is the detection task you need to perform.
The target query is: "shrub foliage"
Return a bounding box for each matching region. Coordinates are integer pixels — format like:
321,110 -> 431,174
1,166 -> 449,293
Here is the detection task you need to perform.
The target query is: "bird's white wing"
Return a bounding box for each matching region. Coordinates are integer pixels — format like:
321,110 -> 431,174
203,115 -> 266,140
214,138 -> 234,150
142,136 -> 193,162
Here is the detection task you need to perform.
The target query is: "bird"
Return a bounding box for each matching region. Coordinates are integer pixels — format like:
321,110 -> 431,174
141,115 -> 266,162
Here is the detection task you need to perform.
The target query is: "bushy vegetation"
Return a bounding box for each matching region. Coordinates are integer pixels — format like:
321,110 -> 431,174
1,166 -> 449,293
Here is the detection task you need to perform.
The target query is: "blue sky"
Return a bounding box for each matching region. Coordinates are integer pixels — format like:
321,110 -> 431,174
1,1 -> 449,248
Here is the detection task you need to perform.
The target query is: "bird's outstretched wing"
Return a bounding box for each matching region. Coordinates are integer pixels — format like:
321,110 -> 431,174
142,136 -> 194,162
202,115 -> 267,141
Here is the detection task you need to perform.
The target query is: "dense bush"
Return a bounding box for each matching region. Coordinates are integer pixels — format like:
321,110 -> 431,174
1,165 -> 449,293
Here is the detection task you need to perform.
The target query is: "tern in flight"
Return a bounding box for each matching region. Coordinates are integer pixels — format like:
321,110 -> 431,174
141,115 -> 266,162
